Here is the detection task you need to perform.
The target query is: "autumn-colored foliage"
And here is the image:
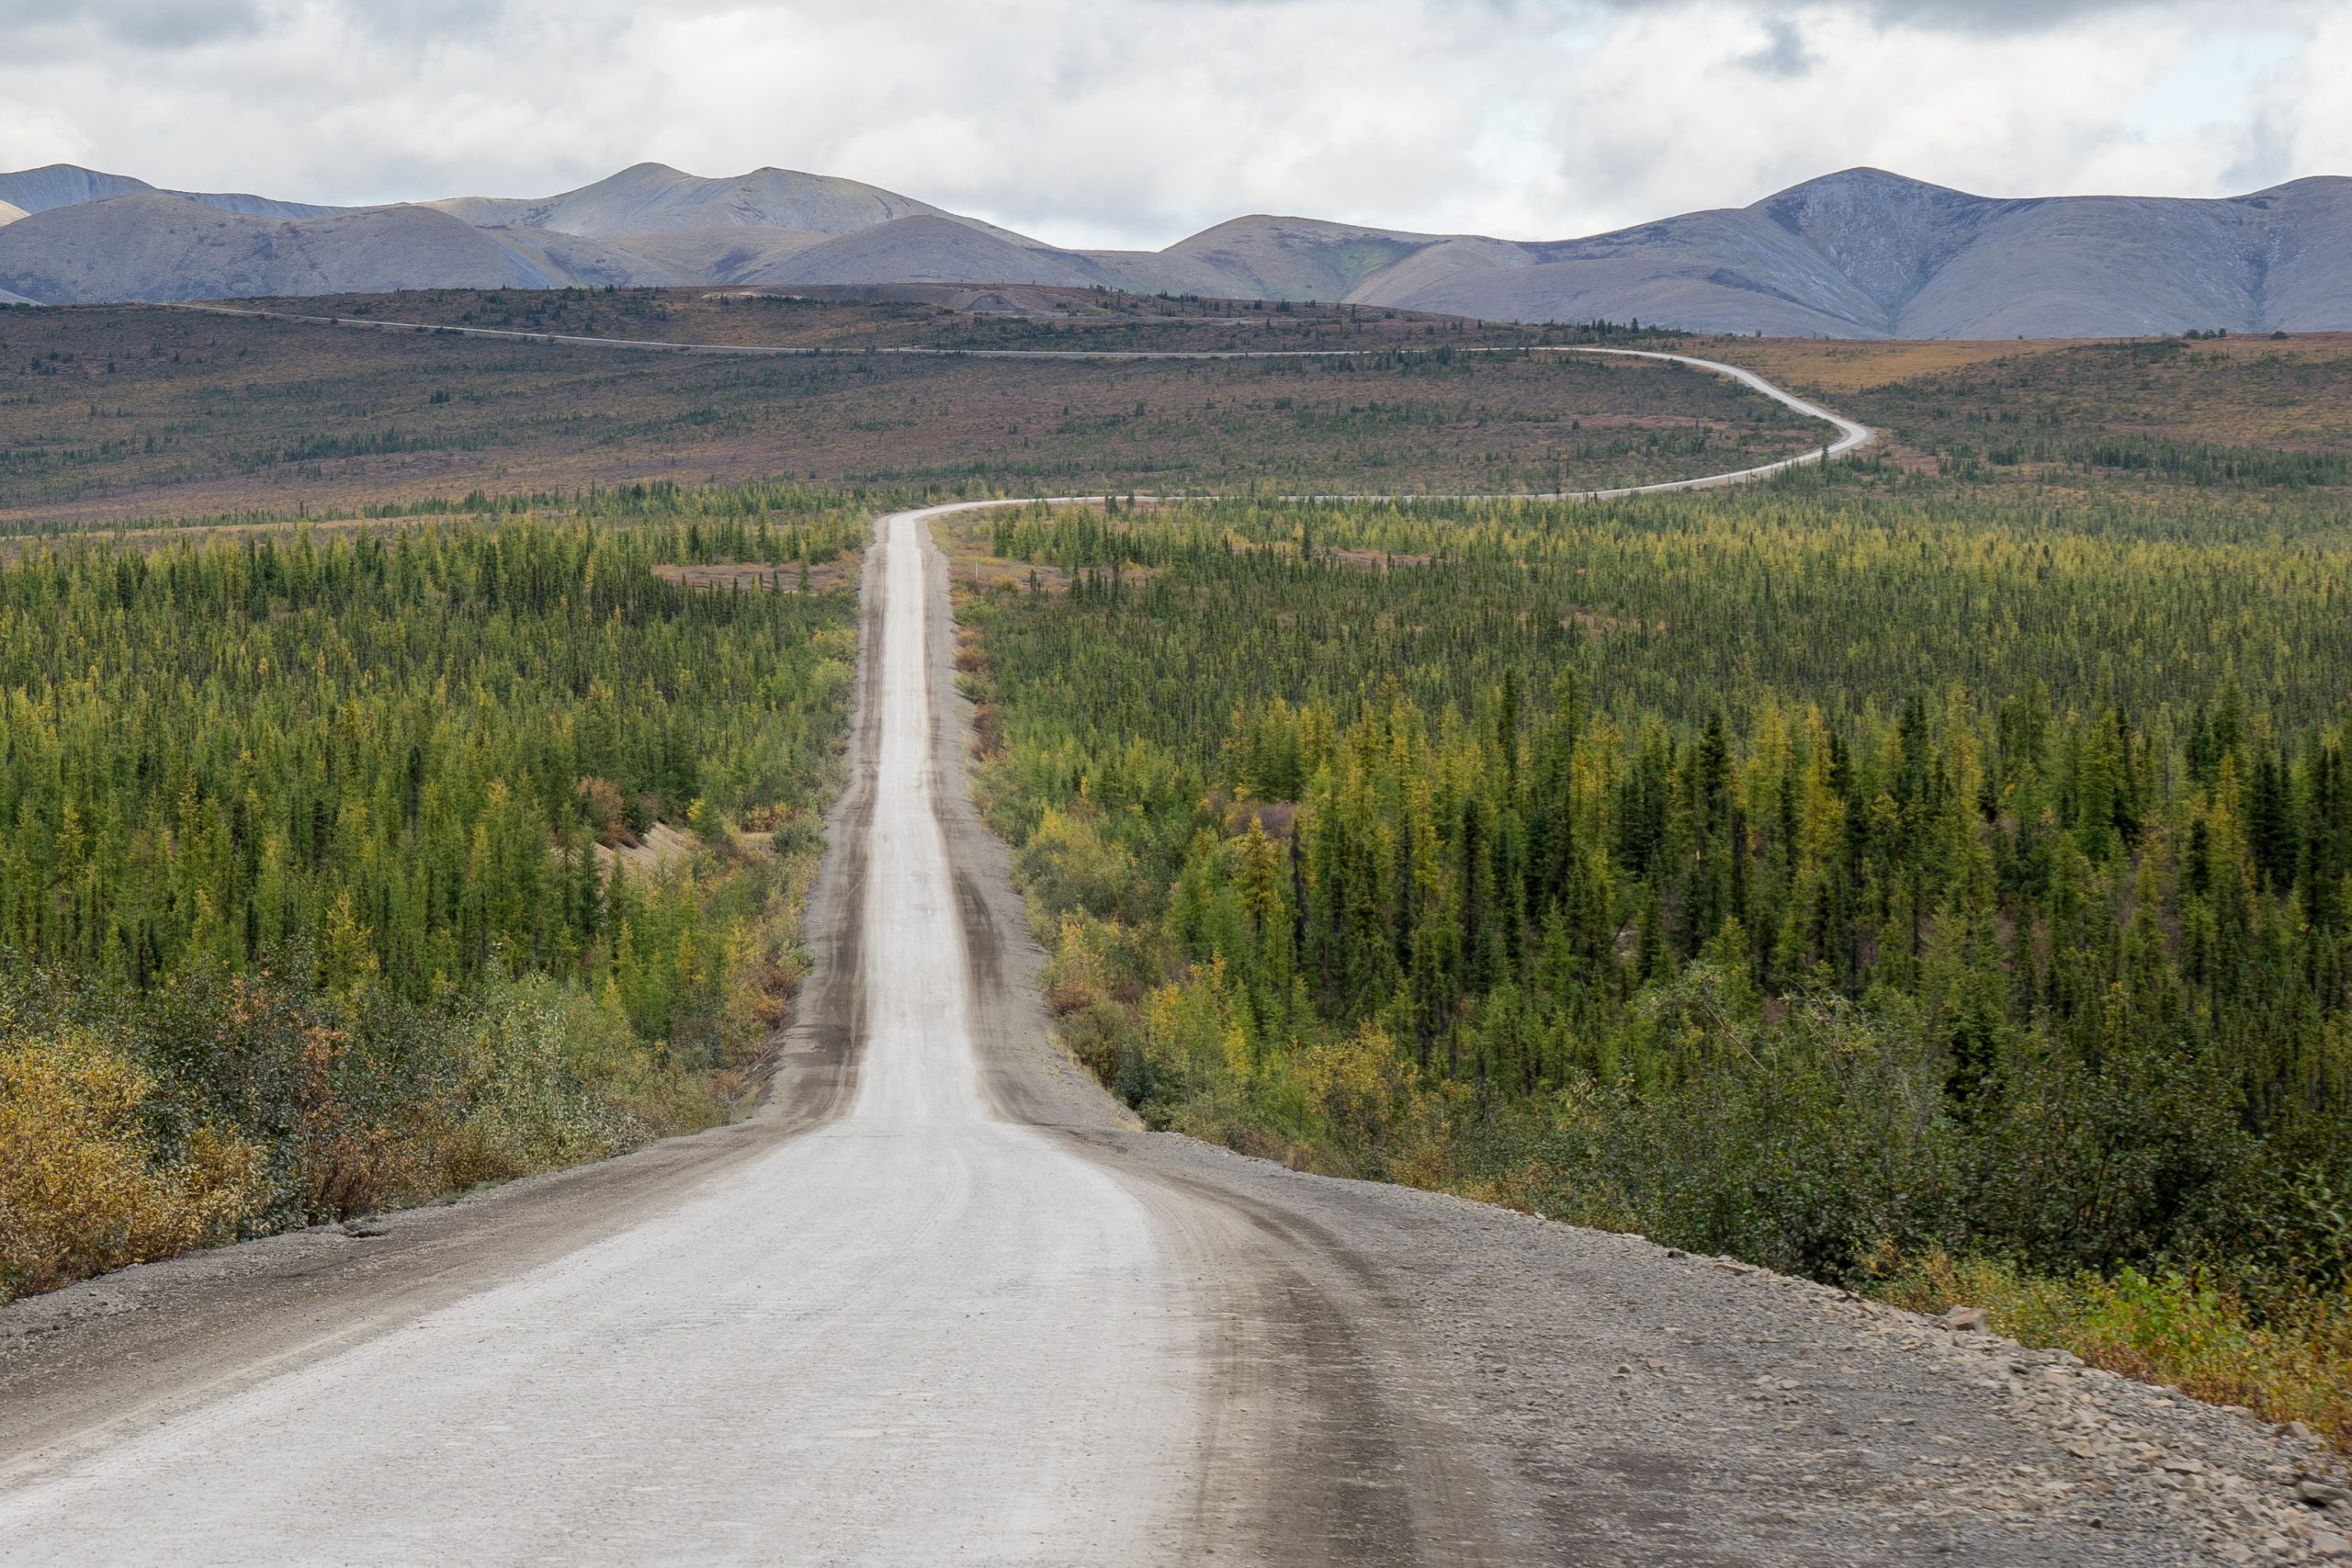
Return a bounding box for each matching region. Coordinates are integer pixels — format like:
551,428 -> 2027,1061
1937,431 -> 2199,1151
0,1031 -> 263,1297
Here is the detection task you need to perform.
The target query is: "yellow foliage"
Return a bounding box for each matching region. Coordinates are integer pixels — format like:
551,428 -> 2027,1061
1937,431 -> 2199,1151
1301,1021 -> 1418,1172
1044,913 -> 1108,1014
0,1032 -> 265,1300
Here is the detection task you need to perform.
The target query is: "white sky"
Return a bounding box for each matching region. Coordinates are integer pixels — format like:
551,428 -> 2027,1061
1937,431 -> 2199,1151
1,0 -> 2344,249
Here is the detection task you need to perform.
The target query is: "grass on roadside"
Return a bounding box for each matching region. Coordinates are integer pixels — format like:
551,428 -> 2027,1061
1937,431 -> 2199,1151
1871,1249 -> 2352,1448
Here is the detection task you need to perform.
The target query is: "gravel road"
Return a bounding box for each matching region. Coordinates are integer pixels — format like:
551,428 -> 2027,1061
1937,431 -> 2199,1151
2,504 -> 2344,1565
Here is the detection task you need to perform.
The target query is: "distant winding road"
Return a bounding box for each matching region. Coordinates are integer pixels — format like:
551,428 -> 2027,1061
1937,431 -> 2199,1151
166,299 -> 1874,495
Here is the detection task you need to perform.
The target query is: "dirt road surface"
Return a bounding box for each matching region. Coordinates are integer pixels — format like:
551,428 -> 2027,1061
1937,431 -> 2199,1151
1,507 -> 2336,1566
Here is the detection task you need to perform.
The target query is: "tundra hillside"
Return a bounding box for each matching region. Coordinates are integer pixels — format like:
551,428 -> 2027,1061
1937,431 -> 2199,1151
0,293 -> 1806,528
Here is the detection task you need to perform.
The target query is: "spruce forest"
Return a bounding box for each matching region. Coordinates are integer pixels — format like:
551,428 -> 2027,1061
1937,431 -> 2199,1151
0,487 -> 861,1298
955,472 -> 2352,1434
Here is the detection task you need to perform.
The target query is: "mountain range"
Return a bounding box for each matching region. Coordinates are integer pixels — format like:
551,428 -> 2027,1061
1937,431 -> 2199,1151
2,160 -> 2346,338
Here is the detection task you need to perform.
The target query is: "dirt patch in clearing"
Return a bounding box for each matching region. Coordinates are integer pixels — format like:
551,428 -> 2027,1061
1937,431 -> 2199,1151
1328,547 -> 1431,571
935,518 -> 1083,598
592,821 -> 701,883
653,554 -> 860,594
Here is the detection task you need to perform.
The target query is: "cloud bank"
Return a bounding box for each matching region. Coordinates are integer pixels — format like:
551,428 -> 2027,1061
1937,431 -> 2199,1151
0,0 -> 2341,249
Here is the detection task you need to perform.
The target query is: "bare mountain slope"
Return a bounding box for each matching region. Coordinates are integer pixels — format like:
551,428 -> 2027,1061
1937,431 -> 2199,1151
0,196 -> 570,304
1064,247 -> 1245,299
1157,215 -> 1462,300
741,214 -> 1096,288
0,164 -> 338,221
0,165 -> 155,214
471,225 -> 737,290
1369,168 -> 2352,336
2256,176 -> 2352,331
427,161 -> 1028,243
1368,199 -> 1891,334
0,202 -> 25,231
1747,166 -> 2013,323
591,224 -> 836,286
1894,196 -> 2269,338
3,159 -> 2349,335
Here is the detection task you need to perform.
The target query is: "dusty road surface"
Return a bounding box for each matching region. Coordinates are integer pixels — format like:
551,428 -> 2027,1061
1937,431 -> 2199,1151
2,507 -> 2339,1566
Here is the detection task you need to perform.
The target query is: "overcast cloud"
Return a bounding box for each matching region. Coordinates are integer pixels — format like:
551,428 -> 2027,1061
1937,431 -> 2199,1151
0,0 -> 2341,248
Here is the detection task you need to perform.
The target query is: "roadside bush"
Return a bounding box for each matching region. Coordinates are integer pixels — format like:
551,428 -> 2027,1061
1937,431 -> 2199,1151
1514,980 -> 1958,1281
1017,804 -> 1138,920
0,1031 -> 264,1301
0,963 -> 738,1300
1301,1021 -> 1425,1178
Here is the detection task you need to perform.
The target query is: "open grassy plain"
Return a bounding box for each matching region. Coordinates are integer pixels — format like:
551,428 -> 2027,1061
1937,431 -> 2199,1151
1733,332 -> 2352,487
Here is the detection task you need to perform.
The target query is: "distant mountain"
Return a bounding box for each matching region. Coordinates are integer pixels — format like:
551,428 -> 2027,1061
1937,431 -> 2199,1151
1139,215 -> 1525,302
1368,169 -> 2352,339
0,164 -> 337,221
0,165 -> 157,213
425,162 -> 1030,243
754,215 -> 1101,288
0,195 -> 605,303
2,159 -> 2347,337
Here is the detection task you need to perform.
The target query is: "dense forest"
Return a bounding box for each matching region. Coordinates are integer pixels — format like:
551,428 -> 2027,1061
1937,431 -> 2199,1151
0,488 -> 863,1300
956,484 -> 2352,1431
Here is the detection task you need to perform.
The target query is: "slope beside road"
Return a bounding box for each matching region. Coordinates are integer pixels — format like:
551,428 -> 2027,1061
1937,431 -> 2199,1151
3,504 -> 2342,1564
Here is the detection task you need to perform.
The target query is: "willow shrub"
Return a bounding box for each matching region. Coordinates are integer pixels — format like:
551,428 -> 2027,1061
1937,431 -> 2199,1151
0,1029 -> 264,1297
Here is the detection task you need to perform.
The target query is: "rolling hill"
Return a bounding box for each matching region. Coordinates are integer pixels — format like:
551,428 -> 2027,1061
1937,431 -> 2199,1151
424,161 -> 1030,243
1,159 -> 2346,337
0,164 -> 338,220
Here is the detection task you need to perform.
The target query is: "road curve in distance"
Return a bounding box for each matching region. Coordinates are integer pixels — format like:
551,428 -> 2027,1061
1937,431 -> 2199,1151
166,301 -> 1871,495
